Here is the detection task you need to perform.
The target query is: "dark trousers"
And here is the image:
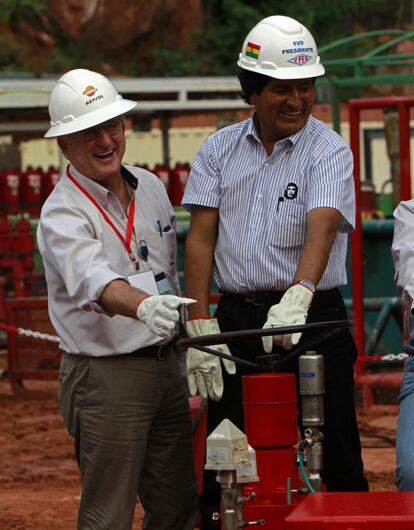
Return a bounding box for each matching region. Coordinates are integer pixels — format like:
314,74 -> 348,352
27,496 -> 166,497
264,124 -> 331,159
200,289 -> 369,529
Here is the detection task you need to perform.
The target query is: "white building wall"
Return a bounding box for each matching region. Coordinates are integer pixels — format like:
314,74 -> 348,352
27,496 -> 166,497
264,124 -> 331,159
19,127 -> 216,172
14,123 -> 414,196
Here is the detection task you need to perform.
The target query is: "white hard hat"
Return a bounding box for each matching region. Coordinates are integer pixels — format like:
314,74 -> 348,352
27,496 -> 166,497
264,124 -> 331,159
237,15 -> 325,80
45,68 -> 137,138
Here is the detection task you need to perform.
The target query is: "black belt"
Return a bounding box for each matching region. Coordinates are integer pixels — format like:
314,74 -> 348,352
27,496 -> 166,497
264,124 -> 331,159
131,343 -> 172,360
221,288 -> 339,307
221,291 -> 283,306
60,344 -> 173,361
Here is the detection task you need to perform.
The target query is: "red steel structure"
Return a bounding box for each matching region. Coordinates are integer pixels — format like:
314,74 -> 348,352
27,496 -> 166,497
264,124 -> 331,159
348,96 -> 413,375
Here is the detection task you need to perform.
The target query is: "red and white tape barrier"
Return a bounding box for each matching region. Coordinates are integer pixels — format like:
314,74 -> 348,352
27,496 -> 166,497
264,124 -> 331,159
0,323 -> 59,343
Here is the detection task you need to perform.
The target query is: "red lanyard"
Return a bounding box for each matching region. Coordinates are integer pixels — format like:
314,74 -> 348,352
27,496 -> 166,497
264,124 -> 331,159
66,165 -> 137,264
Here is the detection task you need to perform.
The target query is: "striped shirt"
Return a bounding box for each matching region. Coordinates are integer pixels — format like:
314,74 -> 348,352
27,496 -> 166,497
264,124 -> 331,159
182,115 -> 355,293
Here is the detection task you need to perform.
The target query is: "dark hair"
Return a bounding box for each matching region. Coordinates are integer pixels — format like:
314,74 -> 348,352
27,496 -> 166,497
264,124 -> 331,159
237,69 -> 272,104
237,69 -> 317,104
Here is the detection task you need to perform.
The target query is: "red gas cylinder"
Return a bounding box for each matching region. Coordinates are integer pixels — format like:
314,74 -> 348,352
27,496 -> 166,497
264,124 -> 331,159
42,165 -> 60,203
152,163 -> 170,196
169,162 -> 190,206
0,217 -> 13,254
0,168 -> 21,215
12,216 -> 34,262
21,165 -> 42,216
243,373 -> 301,528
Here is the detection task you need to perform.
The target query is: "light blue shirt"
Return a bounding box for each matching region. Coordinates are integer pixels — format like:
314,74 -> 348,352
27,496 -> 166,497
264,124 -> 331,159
182,115 -> 355,293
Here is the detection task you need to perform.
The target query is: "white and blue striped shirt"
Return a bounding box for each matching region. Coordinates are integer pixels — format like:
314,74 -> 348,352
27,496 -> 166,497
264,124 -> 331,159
182,115 -> 355,293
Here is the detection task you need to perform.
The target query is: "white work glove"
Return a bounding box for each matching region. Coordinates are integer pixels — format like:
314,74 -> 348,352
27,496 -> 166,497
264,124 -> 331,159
137,295 -> 196,339
186,318 -> 236,401
262,283 -> 314,352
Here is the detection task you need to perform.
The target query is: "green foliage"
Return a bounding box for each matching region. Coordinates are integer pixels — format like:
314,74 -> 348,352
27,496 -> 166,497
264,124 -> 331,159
0,34 -> 22,70
47,39 -> 106,73
148,0 -> 413,77
0,0 -> 412,76
0,0 -> 46,28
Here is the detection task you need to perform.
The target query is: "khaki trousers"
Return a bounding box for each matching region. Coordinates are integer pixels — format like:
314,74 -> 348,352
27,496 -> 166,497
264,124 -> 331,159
59,351 -> 198,530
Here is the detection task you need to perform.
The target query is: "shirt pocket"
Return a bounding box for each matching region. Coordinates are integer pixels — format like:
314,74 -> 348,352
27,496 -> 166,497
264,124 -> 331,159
271,202 -> 307,249
145,229 -> 177,270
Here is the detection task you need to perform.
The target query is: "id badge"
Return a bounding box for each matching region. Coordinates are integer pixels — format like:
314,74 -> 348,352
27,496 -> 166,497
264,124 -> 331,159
128,270 -> 158,295
154,272 -> 171,295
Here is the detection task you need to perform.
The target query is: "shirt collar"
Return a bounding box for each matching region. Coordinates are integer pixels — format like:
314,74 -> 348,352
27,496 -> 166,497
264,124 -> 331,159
246,115 -> 261,142
246,112 -> 312,148
66,164 -> 138,206
121,165 -> 138,190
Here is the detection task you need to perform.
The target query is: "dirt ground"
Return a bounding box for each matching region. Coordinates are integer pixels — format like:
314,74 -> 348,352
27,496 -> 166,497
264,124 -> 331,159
0,354 -> 399,530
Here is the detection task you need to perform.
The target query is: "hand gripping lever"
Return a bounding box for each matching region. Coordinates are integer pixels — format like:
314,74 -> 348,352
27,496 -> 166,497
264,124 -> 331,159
175,320 -> 351,371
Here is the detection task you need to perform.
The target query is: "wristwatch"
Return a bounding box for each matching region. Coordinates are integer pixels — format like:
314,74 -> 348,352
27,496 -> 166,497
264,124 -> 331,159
291,279 -> 315,292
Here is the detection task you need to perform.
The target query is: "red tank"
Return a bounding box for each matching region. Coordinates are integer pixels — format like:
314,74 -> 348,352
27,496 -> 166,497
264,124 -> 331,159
242,373 -> 302,528
42,165 -> 60,203
169,162 -> 190,206
21,165 -> 42,216
0,168 -> 21,215
152,163 -> 170,196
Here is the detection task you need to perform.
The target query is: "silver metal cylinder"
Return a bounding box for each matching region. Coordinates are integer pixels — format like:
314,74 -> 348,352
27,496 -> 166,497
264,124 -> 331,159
299,351 -> 325,426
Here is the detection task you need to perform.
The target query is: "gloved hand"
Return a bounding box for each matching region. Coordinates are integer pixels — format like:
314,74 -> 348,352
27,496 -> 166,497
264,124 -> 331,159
186,318 -> 236,401
137,295 -> 196,339
262,283 -> 314,352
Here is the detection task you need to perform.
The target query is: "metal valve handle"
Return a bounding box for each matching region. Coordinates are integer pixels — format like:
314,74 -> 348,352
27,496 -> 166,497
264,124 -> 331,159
175,319 -> 351,371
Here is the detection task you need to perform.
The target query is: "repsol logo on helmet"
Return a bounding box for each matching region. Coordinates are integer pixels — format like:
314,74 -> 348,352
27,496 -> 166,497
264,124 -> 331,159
85,94 -> 104,106
82,85 -> 104,105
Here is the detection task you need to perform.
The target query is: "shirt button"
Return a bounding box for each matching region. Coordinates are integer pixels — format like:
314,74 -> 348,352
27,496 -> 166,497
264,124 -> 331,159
257,194 -> 262,199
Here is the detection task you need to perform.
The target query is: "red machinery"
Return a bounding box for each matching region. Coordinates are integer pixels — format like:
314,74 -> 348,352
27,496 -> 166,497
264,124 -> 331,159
178,322 -> 343,528
179,307 -> 414,529
242,373 -> 302,528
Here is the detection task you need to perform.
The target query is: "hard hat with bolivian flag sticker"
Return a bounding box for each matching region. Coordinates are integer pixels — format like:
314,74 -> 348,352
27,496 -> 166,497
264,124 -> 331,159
237,15 -> 325,80
45,69 -> 137,138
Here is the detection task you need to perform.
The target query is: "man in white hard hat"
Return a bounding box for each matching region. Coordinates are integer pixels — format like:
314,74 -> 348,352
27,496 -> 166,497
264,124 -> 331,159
37,69 -> 198,530
182,15 -> 368,528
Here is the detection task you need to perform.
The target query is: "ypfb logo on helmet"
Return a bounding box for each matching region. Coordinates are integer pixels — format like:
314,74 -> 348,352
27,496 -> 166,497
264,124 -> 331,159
288,54 -> 312,65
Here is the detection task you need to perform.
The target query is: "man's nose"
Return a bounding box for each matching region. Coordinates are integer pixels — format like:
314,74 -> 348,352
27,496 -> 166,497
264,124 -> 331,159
95,126 -> 113,143
286,89 -> 303,107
